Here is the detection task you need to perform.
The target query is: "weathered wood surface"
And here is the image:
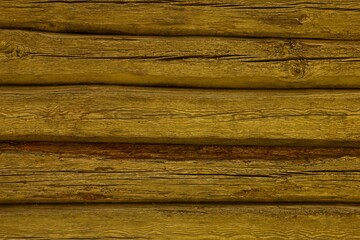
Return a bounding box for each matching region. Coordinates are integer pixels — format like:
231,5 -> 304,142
1,204 -> 359,239
1,30 -> 359,88
0,86 -> 360,146
1,142 -> 360,203
0,0 -> 360,40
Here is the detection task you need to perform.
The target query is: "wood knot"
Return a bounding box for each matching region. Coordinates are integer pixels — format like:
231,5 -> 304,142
276,39 -> 304,58
279,60 -> 309,83
288,39 -> 302,50
0,41 -> 29,59
289,60 -> 307,79
296,13 -> 309,25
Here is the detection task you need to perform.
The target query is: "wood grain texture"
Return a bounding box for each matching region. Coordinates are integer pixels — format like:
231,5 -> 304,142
1,142 -> 360,203
1,30 -> 360,88
0,86 -> 360,146
0,0 -> 360,40
1,204 -> 359,239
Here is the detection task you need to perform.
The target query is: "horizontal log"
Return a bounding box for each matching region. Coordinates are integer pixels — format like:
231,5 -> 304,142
1,30 -> 360,88
0,86 -> 360,146
0,0 -> 359,39
1,204 -> 359,239
1,142 -> 360,203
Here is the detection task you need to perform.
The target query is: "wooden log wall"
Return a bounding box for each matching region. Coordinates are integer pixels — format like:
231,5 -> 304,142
1,1 -> 360,238
1,30 -> 360,88
2,204 -> 360,239
1,143 -> 360,203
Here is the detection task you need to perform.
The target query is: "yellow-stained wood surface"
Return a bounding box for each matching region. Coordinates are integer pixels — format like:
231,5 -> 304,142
1,143 -> 360,203
1,30 -> 360,88
1,0 -> 360,237
0,86 -> 360,146
1,204 -> 360,239
0,0 -> 360,40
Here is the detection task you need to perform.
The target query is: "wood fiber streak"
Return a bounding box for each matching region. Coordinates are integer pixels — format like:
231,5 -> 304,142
1,204 -> 360,239
1,142 -> 360,203
1,86 -> 360,146
1,30 -> 360,87
0,0 -> 359,39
